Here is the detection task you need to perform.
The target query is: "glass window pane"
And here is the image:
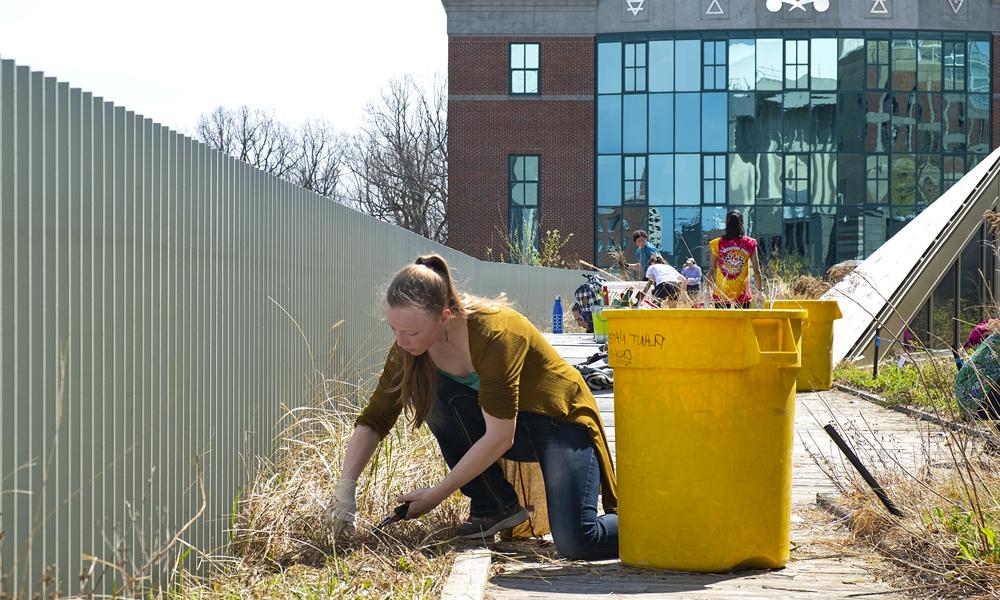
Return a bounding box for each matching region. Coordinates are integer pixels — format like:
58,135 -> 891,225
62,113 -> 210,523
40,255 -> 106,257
598,42 -> 622,94
867,40 -> 889,89
757,153 -> 783,204
838,153 -> 863,204
525,44 -> 539,69
891,154 -> 916,205
810,153 -> 836,205
837,92 -> 865,152
524,182 -> 538,206
866,155 -> 889,204
511,44 -> 524,69
943,93 -> 966,152
931,263 -> 957,349
597,95 -> 622,154
524,71 -> 538,94
891,38 -> 917,91
784,154 -> 808,204
968,94 -> 990,154
512,156 -> 524,179
969,41 -> 990,93
524,156 -> 539,181
512,71 -> 525,94
729,39 -> 757,90
757,39 -> 782,91
865,93 -> 891,153
916,154 -> 941,204
917,39 -> 942,92
838,39 -> 864,90
702,206 -> 727,243
596,207 -> 623,266
812,93 -> 836,151
810,38 -> 837,91
597,155 -> 621,206
649,94 -> 674,153
649,40 -> 674,92
702,92 -> 727,153
649,207 -> 674,262
834,206 -> 864,261
649,155 -> 674,205
891,92 -> 916,152
757,93 -> 782,151
676,39 -> 701,91
703,40 -> 715,65
511,182 -> 524,205
674,207 -> 702,264
675,93 -> 701,152
729,92 -> 756,152
675,154 -> 700,205
783,91 -> 810,152
623,94 -> 647,153
915,93 -> 941,152
729,153 -> 755,205
960,230 -> 985,329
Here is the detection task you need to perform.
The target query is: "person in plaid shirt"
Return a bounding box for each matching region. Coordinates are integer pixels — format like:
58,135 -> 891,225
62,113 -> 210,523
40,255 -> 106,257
573,274 -> 605,333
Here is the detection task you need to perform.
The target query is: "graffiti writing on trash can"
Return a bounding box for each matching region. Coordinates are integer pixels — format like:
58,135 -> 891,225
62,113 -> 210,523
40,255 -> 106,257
608,330 -> 666,367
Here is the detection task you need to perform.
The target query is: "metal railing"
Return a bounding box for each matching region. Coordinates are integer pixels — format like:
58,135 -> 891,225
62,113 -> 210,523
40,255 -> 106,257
0,58 -> 584,597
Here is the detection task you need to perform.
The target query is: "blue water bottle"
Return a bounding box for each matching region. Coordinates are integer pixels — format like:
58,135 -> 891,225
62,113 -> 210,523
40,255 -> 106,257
552,296 -> 563,334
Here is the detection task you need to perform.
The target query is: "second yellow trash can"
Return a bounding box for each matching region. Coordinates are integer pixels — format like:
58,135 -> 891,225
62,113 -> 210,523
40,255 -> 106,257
606,308 -> 805,573
769,299 -> 842,392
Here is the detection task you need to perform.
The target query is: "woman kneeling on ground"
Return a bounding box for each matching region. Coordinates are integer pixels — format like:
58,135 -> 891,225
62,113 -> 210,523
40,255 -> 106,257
327,254 -> 619,560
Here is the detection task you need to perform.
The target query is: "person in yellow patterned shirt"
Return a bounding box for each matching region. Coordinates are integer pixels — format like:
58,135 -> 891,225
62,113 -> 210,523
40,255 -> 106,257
708,209 -> 763,308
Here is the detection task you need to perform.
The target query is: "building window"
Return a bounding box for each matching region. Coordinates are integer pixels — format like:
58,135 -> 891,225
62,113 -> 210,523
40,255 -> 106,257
866,154 -> 890,203
785,39 -> 809,89
784,154 -> 809,203
624,155 -> 647,203
703,40 -> 727,90
509,155 -> 540,262
866,39 -> 889,89
510,43 -> 540,95
944,40 -> 966,91
703,154 -> 726,204
625,42 -> 647,92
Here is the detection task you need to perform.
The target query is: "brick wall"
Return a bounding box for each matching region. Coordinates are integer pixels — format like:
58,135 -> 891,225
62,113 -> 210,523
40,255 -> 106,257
447,36 -> 595,264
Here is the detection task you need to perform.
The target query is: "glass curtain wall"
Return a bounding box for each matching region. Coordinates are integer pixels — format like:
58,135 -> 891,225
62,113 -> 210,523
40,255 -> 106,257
596,31 -> 991,271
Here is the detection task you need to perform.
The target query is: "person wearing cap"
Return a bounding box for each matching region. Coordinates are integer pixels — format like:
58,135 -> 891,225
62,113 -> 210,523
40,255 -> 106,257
681,258 -> 702,296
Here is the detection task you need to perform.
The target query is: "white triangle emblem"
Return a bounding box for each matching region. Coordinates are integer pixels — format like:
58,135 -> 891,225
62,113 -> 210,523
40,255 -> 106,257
948,0 -> 964,14
870,0 -> 888,14
706,0 -> 725,15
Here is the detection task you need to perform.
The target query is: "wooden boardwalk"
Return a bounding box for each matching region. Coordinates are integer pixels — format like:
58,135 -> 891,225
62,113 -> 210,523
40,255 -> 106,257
485,334 -> 944,599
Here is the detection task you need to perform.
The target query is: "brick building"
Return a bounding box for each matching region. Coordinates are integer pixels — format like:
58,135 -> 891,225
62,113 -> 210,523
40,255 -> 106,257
442,0 -> 1000,275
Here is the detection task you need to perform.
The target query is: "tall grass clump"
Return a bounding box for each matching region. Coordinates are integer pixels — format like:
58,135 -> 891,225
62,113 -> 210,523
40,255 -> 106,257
171,369 -> 467,598
814,414 -> 1000,598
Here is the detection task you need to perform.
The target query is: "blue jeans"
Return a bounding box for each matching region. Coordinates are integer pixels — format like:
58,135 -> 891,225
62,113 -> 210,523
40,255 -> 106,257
425,375 -> 619,560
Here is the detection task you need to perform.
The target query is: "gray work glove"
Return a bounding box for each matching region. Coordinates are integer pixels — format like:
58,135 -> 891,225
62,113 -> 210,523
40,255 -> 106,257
327,478 -> 358,538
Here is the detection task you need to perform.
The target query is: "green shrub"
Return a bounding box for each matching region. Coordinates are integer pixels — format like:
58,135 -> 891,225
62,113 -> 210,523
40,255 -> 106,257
834,360 -> 960,413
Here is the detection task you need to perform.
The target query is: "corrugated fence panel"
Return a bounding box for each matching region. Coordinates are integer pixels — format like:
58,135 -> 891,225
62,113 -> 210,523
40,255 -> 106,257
0,58 -> 587,597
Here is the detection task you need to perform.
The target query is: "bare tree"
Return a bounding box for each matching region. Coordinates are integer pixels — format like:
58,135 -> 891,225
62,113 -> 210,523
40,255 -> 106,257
290,119 -> 345,199
195,106 -> 296,179
345,76 -> 448,243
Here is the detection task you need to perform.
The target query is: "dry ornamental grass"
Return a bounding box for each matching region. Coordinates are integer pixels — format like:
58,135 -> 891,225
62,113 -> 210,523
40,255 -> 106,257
171,375 -> 468,599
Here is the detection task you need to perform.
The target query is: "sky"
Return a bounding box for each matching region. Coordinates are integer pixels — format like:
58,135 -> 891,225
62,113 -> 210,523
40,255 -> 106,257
0,0 -> 448,136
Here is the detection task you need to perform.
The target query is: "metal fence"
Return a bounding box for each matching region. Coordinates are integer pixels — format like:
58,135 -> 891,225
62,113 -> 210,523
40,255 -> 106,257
0,58 -> 585,597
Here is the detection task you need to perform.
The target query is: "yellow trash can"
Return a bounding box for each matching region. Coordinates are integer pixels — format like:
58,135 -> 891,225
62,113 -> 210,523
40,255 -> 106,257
606,308 -> 805,572
769,299 -> 842,392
